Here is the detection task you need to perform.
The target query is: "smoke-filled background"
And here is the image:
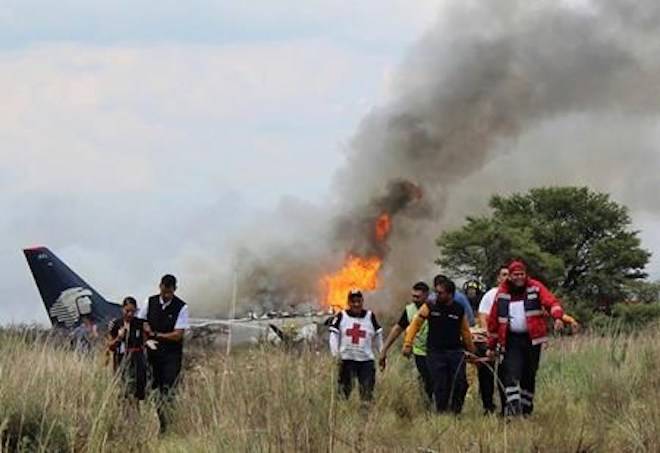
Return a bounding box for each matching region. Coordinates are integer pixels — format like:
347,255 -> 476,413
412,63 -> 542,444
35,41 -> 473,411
187,0 -> 660,315
2,0 -> 660,322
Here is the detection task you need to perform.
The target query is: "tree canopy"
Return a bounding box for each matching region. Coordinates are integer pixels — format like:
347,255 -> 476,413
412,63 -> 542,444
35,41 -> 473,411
436,187 -> 651,310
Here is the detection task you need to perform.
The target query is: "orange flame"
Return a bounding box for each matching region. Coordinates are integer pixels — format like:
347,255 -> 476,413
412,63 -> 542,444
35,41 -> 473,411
375,213 -> 391,242
322,255 -> 382,311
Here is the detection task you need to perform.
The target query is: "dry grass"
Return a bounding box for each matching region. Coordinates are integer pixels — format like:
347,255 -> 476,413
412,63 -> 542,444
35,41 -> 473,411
1,327 -> 659,452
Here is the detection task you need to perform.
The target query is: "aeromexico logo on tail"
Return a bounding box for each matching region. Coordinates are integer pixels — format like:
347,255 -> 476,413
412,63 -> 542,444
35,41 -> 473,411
49,287 -> 93,328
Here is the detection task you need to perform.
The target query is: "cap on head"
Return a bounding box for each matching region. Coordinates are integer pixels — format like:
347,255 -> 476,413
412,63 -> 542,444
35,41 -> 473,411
347,289 -> 363,299
508,261 -> 527,273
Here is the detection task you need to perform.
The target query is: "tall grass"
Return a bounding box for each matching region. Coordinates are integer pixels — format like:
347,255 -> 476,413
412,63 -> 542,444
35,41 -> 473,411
1,326 -> 660,452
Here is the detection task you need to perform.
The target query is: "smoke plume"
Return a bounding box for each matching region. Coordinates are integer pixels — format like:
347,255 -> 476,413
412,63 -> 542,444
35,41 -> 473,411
192,0 -> 660,316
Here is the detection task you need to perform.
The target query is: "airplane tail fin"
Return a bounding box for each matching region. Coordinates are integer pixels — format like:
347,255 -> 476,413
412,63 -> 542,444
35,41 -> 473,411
23,246 -> 121,329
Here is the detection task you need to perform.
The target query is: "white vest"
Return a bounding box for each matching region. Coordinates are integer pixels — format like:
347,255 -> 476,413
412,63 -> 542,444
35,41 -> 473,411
337,310 -> 378,361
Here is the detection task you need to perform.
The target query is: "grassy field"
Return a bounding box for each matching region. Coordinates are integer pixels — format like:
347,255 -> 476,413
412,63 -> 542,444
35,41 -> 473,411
1,326 -> 659,452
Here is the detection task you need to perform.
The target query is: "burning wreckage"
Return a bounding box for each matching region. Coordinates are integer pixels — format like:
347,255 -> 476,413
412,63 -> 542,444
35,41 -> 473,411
23,181 -> 426,350
188,180 -> 427,349
186,311 -> 332,350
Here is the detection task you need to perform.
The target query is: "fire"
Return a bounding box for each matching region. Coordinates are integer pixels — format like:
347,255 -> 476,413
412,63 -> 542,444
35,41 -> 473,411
375,213 -> 391,242
321,212 -> 394,311
322,255 -> 382,311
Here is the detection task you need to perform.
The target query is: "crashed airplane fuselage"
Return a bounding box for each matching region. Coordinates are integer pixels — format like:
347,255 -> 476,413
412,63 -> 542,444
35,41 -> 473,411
23,246 -> 328,348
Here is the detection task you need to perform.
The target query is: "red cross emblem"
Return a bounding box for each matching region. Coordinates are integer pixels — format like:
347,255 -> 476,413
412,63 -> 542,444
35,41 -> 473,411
346,323 -> 367,344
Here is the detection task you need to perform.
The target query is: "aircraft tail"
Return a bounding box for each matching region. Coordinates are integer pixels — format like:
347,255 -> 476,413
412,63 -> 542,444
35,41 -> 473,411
23,246 -> 121,329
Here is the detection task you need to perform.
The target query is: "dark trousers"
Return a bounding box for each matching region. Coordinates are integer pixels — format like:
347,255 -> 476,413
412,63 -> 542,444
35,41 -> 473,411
474,343 -> 504,413
477,360 -> 507,414
477,360 -> 496,412
338,360 -> 375,401
501,333 -> 541,416
414,354 -> 434,404
116,351 -> 147,400
426,350 -> 467,414
148,351 -> 182,431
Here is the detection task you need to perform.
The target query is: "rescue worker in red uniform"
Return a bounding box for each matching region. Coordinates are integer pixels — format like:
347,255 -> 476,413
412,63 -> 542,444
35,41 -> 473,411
487,261 -> 564,416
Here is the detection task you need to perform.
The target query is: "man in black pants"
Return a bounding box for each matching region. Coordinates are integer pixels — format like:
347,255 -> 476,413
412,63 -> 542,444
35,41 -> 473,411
328,290 -> 383,402
138,274 -> 189,432
403,276 -> 475,414
487,261 -> 564,417
476,265 -> 510,414
379,282 -> 434,404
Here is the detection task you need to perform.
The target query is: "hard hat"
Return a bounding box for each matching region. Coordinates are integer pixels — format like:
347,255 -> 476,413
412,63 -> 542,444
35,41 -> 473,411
463,279 -> 485,293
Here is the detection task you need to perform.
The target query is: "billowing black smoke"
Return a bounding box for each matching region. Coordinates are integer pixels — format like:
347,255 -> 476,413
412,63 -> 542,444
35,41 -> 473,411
332,179 -> 423,259
191,0 -> 660,316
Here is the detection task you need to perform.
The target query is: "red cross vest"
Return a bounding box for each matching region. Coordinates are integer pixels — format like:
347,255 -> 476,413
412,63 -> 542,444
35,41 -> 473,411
487,278 -> 564,350
335,310 -> 379,361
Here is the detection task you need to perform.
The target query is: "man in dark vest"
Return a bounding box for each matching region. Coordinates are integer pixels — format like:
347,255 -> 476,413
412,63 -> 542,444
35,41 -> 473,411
138,274 -> 189,432
403,275 -> 476,414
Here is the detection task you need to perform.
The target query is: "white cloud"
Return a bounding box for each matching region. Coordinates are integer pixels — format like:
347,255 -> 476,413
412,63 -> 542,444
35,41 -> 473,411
0,40 -> 391,197
0,36 -> 399,322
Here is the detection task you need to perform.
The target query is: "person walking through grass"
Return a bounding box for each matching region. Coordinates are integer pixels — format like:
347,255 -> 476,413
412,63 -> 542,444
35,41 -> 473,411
107,297 -> 148,402
476,264 -> 510,414
486,260 -> 564,417
329,290 -> 383,402
71,315 -> 99,353
138,274 -> 189,432
378,281 -> 434,404
403,275 -> 476,414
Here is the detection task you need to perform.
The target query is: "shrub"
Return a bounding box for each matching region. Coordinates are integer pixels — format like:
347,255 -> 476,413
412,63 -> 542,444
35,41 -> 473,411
589,303 -> 660,335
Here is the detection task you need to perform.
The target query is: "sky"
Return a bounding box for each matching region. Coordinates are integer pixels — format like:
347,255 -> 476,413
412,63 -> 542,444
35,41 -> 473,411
0,0 -> 448,324
2,0 -> 659,325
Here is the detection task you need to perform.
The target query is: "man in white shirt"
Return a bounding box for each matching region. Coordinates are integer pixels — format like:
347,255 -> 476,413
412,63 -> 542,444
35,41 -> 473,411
329,290 -> 383,402
478,266 -> 510,328
138,274 -> 189,432
476,265 -> 509,414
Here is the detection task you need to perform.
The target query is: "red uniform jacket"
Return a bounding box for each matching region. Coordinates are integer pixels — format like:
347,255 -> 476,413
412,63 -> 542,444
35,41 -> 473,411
487,278 -> 563,350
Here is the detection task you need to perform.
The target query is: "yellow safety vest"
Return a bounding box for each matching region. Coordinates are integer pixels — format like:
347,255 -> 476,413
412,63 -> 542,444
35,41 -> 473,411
406,303 -> 428,356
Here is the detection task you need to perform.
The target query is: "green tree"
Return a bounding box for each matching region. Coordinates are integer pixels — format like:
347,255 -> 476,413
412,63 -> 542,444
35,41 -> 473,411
623,280 -> 660,304
436,187 -> 651,309
436,217 -> 563,288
